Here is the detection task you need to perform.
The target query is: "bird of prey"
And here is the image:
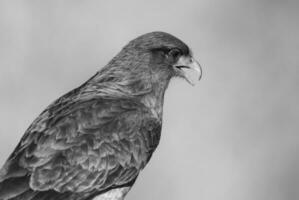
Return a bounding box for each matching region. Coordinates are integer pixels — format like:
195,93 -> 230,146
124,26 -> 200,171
0,32 -> 202,200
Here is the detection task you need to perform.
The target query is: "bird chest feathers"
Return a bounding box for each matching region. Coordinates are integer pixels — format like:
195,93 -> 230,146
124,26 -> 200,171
141,95 -> 163,120
140,80 -> 168,121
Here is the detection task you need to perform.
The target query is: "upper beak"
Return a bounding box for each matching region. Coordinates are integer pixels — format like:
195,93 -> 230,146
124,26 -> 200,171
173,56 -> 202,85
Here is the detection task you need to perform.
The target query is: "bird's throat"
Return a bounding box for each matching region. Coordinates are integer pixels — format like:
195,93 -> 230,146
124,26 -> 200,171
141,80 -> 169,120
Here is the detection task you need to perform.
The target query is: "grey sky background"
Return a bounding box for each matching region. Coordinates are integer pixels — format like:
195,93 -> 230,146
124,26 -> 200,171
0,1 -> 298,200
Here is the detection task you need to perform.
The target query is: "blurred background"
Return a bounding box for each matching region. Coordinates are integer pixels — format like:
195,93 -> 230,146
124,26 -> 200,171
0,0 -> 298,199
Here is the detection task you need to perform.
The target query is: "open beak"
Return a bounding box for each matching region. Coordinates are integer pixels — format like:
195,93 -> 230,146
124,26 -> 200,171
174,56 -> 202,85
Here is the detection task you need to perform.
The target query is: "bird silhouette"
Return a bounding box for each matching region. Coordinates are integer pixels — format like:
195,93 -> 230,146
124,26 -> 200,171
0,32 -> 201,200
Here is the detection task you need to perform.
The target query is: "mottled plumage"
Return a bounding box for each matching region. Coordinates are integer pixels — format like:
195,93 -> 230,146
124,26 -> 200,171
0,32 -> 201,200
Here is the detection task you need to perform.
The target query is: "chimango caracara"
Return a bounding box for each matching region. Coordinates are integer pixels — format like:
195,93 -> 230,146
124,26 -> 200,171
0,32 -> 201,200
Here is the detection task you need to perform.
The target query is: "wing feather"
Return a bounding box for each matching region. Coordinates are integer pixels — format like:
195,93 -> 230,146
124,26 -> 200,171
0,90 -> 161,199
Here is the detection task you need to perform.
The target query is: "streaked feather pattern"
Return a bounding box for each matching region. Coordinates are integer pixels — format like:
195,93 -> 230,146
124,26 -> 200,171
0,87 -> 162,199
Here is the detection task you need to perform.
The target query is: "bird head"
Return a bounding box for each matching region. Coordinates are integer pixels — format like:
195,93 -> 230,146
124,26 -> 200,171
95,32 -> 202,97
124,31 -> 202,85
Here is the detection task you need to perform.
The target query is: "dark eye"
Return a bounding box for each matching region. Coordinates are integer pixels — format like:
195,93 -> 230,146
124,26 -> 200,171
168,48 -> 182,59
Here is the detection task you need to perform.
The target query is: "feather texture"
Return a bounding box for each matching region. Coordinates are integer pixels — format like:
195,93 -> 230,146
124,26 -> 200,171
0,87 -> 162,199
0,31 -> 193,200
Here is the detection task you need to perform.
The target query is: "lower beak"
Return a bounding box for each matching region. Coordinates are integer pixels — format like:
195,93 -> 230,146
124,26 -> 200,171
174,56 -> 202,85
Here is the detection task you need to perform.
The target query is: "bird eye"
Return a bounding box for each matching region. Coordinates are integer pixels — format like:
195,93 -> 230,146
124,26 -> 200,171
168,48 -> 182,59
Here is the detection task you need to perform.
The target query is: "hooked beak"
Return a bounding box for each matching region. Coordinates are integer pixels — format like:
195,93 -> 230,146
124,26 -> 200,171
173,56 -> 202,85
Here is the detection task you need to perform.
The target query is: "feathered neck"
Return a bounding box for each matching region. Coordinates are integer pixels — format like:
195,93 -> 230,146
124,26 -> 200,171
84,71 -> 170,120
84,50 -> 172,119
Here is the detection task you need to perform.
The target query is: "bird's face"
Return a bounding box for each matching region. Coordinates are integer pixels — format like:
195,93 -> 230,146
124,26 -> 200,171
127,32 -> 202,85
155,46 -> 202,85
